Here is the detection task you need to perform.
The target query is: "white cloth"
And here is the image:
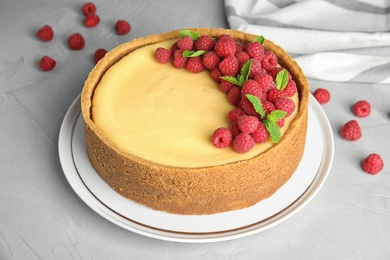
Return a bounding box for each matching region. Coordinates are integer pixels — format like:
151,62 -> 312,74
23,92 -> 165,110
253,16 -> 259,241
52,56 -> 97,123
225,0 -> 390,83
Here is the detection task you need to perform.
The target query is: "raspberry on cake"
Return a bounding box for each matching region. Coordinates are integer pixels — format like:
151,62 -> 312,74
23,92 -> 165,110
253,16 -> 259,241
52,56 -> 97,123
81,28 -> 309,215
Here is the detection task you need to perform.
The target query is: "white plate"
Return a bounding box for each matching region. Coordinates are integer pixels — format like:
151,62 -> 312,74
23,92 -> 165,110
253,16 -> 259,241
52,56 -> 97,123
59,95 -> 333,243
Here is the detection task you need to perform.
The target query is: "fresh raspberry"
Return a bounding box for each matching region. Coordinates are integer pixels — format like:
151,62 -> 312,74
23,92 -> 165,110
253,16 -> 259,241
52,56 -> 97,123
194,35 -> 214,51
84,14 -> 100,27
171,42 -> 179,52
261,51 -> 278,72
277,118 -> 285,128
115,20 -> 131,35
202,51 -> 220,70
235,42 -> 245,53
261,99 -> 276,115
237,115 -> 259,134
245,42 -> 265,60
177,36 -> 194,50
227,108 -> 245,123
353,100 -> 371,118
210,67 -> 223,83
232,133 -> 255,153
227,87 -> 241,106
94,48 -> 107,64
212,127 -> 233,148
340,120 -> 362,141
219,79 -> 235,93
68,33 -> 85,50
235,51 -> 250,65
241,80 -> 262,99
283,80 -> 297,97
186,56 -> 204,73
267,88 -> 287,103
218,55 -> 239,76
217,34 -> 233,41
248,58 -> 262,78
269,67 -> 292,80
39,55 -> 56,71
154,47 -> 172,64
37,25 -> 54,41
173,50 -> 188,69
214,38 -> 236,58
254,74 -> 274,92
251,122 -> 269,143
361,153 -> 384,175
82,2 -> 96,16
239,98 -> 258,116
274,97 -> 295,117
313,88 -> 330,104
230,121 -> 241,137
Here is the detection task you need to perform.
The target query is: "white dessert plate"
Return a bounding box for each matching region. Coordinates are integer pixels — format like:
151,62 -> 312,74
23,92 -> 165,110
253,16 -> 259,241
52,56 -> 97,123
59,94 -> 334,243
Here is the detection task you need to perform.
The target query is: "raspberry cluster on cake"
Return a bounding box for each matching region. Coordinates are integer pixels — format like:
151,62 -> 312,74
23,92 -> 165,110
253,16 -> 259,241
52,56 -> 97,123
81,28 -> 310,215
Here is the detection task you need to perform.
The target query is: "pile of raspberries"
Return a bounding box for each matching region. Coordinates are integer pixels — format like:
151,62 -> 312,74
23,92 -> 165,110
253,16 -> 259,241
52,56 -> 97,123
36,2 -> 131,71
154,31 -> 298,154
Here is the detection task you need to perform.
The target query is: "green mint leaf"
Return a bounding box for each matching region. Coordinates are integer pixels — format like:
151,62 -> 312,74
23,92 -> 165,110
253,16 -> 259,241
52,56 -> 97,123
253,36 -> 265,45
275,69 -> 289,90
182,50 -> 206,57
179,30 -> 200,40
220,76 -> 241,86
237,74 -> 245,87
240,60 -> 252,82
267,110 -> 287,122
245,94 -> 266,118
264,119 -> 281,143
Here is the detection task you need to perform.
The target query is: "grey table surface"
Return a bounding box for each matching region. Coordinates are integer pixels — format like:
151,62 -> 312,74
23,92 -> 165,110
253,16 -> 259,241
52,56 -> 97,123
1,0 -> 389,259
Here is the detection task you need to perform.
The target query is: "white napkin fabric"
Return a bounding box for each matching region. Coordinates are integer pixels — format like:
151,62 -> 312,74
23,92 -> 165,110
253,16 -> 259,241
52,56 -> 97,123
225,0 -> 390,83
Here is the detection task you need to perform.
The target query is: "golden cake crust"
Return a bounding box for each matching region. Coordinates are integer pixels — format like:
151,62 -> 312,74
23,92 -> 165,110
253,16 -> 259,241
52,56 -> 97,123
81,28 -> 310,215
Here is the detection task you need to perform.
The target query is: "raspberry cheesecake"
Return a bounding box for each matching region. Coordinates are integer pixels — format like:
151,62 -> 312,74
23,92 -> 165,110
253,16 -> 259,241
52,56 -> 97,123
81,28 -> 310,215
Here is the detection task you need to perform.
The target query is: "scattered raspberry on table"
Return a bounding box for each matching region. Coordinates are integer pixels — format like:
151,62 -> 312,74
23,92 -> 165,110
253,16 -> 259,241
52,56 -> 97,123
39,56 -> 56,71
115,20 -> 131,35
353,100 -> 371,118
82,2 -> 97,16
68,33 -> 85,50
340,120 -> 362,141
94,48 -> 107,64
361,153 -> 384,175
37,25 -> 54,41
313,88 -> 330,104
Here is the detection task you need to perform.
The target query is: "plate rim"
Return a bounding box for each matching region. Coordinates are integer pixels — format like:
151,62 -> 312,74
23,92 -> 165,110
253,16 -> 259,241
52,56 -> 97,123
58,94 -> 334,243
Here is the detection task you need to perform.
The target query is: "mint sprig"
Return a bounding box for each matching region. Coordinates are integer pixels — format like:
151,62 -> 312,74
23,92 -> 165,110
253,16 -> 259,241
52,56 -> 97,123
253,35 -> 265,45
245,94 -> 287,143
179,30 -> 200,41
220,60 -> 252,87
182,50 -> 206,57
275,69 -> 289,90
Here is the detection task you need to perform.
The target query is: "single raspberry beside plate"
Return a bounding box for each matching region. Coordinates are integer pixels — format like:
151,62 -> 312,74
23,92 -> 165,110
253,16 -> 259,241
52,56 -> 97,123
340,120 -> 362,141
361,153 -> 384,175
39,55 -> 56,71
232,133 -> 255,153
94,48 -> 107,64
313,88 -> 331,104
115,20 -> 131,35
68,33 -> 85,50
82,2 -> 96,16
154,47 -> 172,64
84,14 -> 100,27
37,25 -> 54,41
212,127 -> 233,148
353,100 -> 371,118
